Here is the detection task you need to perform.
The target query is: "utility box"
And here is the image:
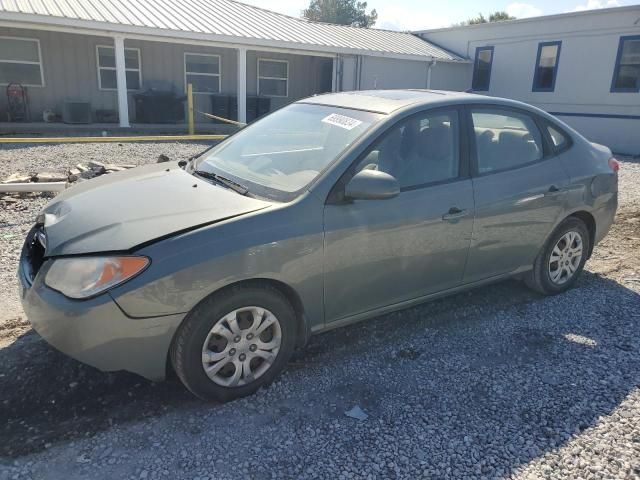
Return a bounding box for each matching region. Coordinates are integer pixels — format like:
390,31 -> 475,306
63,101 -> 91,124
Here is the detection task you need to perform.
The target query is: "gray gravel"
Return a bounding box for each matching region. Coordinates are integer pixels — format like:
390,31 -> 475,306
0,145 -> 639,480
0,142 -> 208,323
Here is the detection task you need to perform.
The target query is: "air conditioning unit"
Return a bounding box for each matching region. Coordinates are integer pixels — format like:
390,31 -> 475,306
63,101 -> 91,124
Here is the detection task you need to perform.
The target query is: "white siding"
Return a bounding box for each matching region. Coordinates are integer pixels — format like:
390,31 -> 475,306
418,7 -> 640,154
336,56 -> 469,92
0,27 -> 333,123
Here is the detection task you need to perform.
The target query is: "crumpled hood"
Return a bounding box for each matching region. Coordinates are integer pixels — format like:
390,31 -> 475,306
39,162 -> 271,257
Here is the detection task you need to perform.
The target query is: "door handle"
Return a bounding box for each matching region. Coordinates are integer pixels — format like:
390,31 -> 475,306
442,207 -> 469,221
547,185 -> 561,194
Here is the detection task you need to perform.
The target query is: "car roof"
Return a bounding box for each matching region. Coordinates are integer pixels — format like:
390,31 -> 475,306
299,89 -> 525,115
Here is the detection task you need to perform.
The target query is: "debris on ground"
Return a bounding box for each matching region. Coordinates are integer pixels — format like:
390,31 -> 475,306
344,405 -> 369,421
1,174 -> 31,184
33,172 -> 68,183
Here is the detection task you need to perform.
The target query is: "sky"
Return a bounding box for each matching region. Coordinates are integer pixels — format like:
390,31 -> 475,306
239,0 -> 640,30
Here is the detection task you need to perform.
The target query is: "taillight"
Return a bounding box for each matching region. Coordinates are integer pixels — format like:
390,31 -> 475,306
608,157 -> 620,173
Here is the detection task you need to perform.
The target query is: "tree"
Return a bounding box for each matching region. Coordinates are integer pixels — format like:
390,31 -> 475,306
461,11 -> 515,25
303,0 -> 378,28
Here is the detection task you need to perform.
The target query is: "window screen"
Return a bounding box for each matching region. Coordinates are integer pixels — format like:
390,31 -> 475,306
185,54 -> 221,94
612,36 -> 640,92
533,42 -> 561,91
97,46 -> 141,90
472,109 -> 544,174
0,37 -> 43,86
472,47 -> 494,91
258,59 -> 288,97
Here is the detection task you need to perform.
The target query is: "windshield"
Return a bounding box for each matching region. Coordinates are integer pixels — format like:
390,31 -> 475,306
195,103 -> 382,197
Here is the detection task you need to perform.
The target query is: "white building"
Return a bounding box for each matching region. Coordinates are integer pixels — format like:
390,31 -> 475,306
0,0 -> 466,128
1,1 -> 637,155
416,5 -> 640,155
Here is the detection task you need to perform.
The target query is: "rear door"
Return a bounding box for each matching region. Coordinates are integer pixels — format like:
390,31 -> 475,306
464,106 -> 571,282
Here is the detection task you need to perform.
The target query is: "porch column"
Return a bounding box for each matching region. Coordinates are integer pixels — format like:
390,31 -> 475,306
113,35 -> 130,128
237,47 -> 247,124
332,56 -> 338,92
426,59 -> 436,89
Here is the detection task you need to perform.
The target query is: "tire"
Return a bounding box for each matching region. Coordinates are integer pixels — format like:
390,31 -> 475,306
170,284 -> 297,402
525,217 -> 590,295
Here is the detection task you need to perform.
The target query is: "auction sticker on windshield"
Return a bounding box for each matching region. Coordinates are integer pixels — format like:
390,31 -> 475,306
322,113 -> 363,130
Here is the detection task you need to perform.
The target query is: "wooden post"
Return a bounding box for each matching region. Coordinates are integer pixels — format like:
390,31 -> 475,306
187,83 -> 194,135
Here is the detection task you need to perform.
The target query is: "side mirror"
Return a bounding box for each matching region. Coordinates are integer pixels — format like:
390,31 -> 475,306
345,169 -> 400,200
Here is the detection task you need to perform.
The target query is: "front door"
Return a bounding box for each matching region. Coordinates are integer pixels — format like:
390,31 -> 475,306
464,106 -> 571,282
323,108 -> 474,323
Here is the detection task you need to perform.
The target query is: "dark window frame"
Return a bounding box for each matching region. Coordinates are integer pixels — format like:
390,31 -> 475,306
540,120 -> 574,155
472,46 -> 494,92
326,106 -> 470,204
610,35 -> 640,93
464,105 -> 555,178
532,41 -> 562,92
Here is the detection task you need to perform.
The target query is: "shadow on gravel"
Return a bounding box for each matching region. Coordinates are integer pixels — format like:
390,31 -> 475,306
1,271 -> 639,478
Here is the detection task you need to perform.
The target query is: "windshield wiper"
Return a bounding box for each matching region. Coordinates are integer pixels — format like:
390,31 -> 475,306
194,170 -> 249,195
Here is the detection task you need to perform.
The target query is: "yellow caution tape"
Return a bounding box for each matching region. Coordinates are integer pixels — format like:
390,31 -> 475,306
0,134 -> 228,144
198,111 -> 247,127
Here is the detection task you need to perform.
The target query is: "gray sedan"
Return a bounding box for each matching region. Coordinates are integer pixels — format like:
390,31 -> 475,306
19,90 -> 618,401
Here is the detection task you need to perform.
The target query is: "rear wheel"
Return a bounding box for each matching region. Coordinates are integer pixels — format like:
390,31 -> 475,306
170,285 -> 296,402
525,217 -> 590,295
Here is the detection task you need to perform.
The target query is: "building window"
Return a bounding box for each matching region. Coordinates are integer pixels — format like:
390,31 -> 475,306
472,46 -> 494,91
258,59 -> 289,97
532,41 -> 561,92
0,37 -> 44,87
96,45 -> 141,91
184,53 -> 221,94
611,35 -> 640,92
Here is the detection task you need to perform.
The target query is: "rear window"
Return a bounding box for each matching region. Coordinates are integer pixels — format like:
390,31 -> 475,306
547,125 -> 570,151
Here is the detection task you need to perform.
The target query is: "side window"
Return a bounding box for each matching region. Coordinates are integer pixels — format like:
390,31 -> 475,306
611,35 -> 640,92
472,47 -> 494,91
357,109 -> 460,189
532,41 -> 561,92
471,109 -> 544,174
547,124 -> 569,150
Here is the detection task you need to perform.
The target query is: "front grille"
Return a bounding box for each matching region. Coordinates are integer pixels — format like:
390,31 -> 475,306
21,226 -> 46,283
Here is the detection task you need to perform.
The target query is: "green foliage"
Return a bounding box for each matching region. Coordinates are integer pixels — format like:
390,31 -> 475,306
460,11 -> 515,26
303,0 -> 378,28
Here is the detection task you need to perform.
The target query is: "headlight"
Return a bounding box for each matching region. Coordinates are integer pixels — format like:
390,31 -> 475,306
45,256 -> 149,299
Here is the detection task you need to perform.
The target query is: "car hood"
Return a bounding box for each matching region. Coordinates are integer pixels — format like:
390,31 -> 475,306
38,162 -> 272,257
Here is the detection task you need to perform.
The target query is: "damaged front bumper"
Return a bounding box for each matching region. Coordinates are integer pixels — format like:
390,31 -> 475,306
18,242 -> 185,381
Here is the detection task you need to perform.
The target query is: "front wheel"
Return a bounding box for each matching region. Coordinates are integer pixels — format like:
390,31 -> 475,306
170,285 -> 297,402
525,217 -> 590,295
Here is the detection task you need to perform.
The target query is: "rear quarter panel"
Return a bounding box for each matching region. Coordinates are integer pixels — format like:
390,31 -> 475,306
557,139 -> 618,245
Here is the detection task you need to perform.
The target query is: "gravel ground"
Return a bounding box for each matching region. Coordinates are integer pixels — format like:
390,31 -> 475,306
0,144 -> 639,480
0,142 -> 208,325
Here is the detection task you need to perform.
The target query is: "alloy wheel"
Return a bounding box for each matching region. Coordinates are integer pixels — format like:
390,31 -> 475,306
201,306 -> 282,387
548,231 -> 583,285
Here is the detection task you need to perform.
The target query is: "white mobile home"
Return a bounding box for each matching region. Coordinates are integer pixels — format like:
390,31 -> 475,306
416,5 -> 640,155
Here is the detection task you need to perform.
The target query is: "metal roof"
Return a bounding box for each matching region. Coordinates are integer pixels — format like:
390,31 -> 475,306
0,0 -> 464,61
